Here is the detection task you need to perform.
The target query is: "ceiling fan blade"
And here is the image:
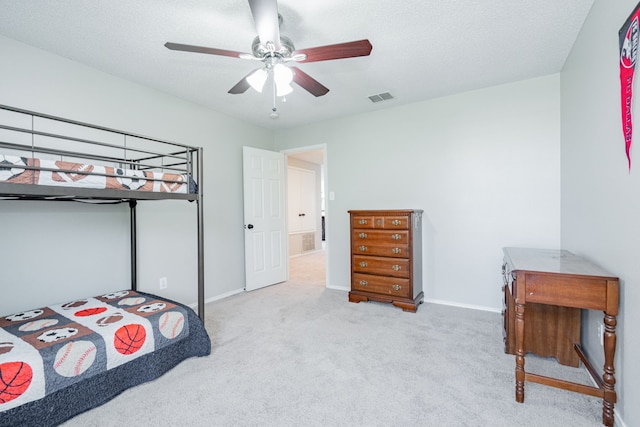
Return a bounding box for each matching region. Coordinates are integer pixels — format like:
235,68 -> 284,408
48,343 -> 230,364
291,67 -> 329,97
228,71 -> 255,94
249,0 -> 281,51
295,39 -> 372,63
165,42 -> 249,59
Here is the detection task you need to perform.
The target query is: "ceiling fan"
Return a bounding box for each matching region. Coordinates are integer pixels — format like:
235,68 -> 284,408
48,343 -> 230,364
165,0 -> 372,98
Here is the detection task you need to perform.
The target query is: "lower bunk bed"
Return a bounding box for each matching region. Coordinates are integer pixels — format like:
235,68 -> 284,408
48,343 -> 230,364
0,290 -> 211,427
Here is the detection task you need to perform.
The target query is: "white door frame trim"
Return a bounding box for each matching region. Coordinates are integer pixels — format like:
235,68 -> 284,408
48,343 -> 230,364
281,143 -> 329,289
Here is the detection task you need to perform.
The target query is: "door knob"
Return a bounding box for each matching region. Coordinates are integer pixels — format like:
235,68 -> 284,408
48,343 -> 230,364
246,224 -> 254,229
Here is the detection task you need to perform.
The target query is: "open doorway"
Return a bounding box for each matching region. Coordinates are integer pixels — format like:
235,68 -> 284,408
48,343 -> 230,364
283,145 -> 328,287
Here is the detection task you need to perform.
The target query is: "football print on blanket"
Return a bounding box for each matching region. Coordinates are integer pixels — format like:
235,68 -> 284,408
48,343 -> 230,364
0,342 -> 14,356
95,313 -> 124,327
52,161 -> 94,183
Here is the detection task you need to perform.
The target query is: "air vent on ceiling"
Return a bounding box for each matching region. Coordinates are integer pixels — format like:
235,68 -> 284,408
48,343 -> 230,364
368,92 -> 394,103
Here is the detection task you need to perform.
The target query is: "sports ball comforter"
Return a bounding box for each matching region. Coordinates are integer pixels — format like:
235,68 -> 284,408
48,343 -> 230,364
0,155 -> 193,193
0,290 -> 211,427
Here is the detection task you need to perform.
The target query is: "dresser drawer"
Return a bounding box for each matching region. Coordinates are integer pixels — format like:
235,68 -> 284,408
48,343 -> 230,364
381,216 -> 410,229
352,215 -> 410,230
353,230 -> 408,245
353,255 -> 410,278
352,243 -> 409,258
351,215 -> 376,229
352,273 -> 411,297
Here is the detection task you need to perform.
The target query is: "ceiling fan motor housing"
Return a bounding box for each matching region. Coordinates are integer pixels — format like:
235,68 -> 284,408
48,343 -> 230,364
252,35 -> 295,59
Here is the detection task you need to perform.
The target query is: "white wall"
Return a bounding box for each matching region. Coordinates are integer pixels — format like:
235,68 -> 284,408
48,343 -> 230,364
561,1 -> 640,425
0,35 -> 274,314
275,75 -> 561,311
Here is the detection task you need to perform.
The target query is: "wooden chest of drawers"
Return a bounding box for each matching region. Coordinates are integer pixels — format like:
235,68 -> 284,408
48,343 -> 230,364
348,209 -> 423,312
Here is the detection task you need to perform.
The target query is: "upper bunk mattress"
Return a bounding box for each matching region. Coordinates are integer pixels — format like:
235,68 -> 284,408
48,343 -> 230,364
0,155 -> 192,194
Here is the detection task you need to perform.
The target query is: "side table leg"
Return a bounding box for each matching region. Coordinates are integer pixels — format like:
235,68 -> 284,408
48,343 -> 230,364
602,313 -> 617,427
515,302 -> 525,403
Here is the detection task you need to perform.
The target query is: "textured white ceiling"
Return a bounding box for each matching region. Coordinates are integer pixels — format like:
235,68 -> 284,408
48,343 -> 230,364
0,0 -> 594,130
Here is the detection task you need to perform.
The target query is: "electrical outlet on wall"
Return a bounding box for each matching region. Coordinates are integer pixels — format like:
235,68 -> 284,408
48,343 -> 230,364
159,277 -> 168,290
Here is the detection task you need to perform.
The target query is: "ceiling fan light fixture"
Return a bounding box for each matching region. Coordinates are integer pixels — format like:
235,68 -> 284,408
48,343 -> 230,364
276,82 -> 293,97
273,63 -> 293,96
247,68 -> 268,93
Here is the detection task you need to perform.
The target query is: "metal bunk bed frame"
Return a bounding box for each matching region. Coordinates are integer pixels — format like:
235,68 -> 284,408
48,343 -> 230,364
0,104 -> 205,320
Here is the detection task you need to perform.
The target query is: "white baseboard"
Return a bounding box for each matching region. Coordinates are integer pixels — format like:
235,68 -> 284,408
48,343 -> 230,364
423,298 -> 501,314
188,288 -> 244,309
326,284 -> 349,291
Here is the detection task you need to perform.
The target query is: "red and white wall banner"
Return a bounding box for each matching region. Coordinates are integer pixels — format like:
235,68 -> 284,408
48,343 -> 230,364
619,2 -> 640,170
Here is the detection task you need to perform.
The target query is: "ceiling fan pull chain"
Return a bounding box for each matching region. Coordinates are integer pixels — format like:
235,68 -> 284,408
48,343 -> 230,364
270,77 -> 279,120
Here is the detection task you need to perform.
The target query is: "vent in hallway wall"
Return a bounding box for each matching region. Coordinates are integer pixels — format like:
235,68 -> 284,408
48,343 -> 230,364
302,232 -> 315,251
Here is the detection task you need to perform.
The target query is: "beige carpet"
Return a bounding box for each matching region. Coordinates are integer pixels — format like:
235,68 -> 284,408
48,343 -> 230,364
62,250 -> 608,426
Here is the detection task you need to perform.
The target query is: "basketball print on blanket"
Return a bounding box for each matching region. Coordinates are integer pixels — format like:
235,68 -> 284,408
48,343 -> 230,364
0,361 -> 33,404
113,324 -> 146,355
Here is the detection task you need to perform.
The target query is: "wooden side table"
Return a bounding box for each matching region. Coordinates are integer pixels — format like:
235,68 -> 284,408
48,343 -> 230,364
502,247 -> 619,427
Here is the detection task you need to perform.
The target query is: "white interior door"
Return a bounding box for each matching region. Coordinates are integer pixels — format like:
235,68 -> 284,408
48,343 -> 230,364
287,167 -> 316,233
243,146 -> 287,291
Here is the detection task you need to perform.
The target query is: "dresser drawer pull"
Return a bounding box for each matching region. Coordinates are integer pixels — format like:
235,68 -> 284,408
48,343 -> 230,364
358,232 -> 368,238
359,245 -> 368,251
391,220 -> 402,226
391,234 -> 401,240
358,219 -> 368,225
359,280 -> 368,286
392,265 -> 402,271
392,284 -> 402,291
392,248 -> 402,254
376,219 -> 383,226
359,261 -> 368,267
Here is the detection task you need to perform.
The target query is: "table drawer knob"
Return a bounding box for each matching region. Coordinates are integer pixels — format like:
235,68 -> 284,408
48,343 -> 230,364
359,261 -> 368,267
392,284 -> 402,291
359,232 -> 368,238
391,234 -> 401,240
359,280 -> 368,286
392,265 -> 402,271
359,245 -> 368,251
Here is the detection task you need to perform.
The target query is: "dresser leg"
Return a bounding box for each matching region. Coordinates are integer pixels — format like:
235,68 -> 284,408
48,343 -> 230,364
602,312 -> 617,427
348,293 -> 369,304
515,302 -> 525,403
